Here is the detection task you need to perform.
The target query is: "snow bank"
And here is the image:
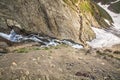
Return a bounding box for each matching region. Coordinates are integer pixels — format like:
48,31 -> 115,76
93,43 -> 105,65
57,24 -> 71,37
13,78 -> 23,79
87,27 -> 120,48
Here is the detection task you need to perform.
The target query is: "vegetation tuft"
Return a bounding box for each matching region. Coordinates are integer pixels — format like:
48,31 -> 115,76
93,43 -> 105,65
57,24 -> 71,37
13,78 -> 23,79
14,47 -> 41,53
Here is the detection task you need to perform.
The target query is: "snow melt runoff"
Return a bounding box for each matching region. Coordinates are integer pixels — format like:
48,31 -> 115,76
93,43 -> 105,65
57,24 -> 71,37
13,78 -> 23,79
0,30 -> 83,49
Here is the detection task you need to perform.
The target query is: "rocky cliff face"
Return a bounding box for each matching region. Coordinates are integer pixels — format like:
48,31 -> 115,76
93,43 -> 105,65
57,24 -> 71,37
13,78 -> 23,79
0,0 -> 113,47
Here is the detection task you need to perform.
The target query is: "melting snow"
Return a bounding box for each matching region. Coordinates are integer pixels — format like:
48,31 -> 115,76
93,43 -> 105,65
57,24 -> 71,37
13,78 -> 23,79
87,27 -> 120,48
87,2 -> 120,48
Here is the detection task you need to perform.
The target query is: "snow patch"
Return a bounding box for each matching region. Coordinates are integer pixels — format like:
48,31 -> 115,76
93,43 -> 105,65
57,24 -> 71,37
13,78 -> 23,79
87,27 -> 120,48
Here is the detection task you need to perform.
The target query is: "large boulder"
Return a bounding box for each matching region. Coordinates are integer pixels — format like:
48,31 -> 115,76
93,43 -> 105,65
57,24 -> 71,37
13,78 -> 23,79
0,0 -> 113,47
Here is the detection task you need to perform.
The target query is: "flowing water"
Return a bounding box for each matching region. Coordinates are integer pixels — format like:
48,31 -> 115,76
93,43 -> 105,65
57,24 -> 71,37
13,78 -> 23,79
0,1 -> 120,49
0,30 -> 83,49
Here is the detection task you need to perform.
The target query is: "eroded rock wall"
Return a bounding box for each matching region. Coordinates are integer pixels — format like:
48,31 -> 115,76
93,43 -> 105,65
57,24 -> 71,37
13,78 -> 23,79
0,0 -> 113,47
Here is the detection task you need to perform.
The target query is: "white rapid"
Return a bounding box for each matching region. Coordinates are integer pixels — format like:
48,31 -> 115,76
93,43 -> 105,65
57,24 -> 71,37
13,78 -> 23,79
0,30 -> 83,49
88,2 -> 120,48
0,30 -> 23,42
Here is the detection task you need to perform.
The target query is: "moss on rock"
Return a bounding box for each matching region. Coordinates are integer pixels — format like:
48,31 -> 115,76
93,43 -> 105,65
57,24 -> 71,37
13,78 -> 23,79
62,0 -> 113,46
63,0 -> 113,28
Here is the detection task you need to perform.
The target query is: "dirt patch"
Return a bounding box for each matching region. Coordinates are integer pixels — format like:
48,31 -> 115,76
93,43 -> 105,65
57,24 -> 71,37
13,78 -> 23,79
0,45 -> 120,80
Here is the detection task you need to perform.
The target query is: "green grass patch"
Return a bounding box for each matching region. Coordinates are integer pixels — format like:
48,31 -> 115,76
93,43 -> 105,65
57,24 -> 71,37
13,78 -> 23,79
14,48 -> 29,53
79,1 -> 93,12
14,47 -> 41,53
44,47 -> 49,50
